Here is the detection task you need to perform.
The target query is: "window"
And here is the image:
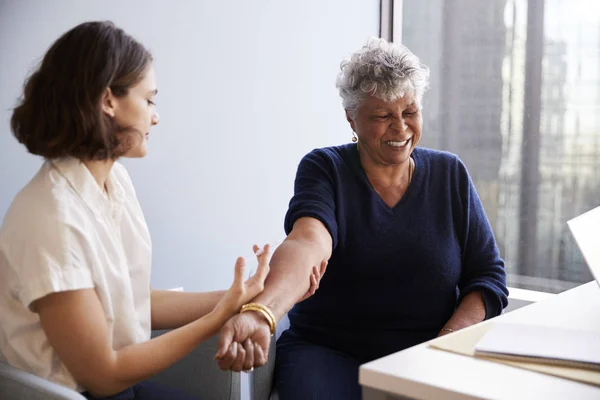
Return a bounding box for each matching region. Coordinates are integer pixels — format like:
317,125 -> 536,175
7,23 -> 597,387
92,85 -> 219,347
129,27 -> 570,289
397,0 -> 600,293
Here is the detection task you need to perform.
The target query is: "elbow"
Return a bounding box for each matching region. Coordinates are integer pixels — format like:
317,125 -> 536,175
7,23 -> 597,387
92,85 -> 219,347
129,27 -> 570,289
79,379 -> 119,398
287,234 -> 332,262
80,377 -> 127,398
287,217 -> 333,260
74,356 -> 125,397
84,383 -> 120,399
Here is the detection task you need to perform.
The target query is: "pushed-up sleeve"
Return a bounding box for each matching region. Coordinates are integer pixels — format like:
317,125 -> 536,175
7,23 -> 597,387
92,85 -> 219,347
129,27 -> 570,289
284,149 -> 339,250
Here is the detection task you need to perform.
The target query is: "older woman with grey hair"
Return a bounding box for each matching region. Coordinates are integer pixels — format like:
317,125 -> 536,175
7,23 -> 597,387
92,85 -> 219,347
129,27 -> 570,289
215,38 -> 508,399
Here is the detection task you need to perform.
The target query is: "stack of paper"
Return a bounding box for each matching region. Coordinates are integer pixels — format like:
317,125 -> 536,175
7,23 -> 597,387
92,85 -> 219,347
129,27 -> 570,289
429,322 -> 600,387
474,322 -> 600,371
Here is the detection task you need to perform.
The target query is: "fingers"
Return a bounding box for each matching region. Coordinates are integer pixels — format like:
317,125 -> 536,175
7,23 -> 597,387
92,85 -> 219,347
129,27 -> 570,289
215,324 -> 235,360
298,265 -> 321,302
216,320 -> 271,371
245,244 -> 270,300
253,243 -> 270,258
311,260 -> 328,291
217,341 -> 238,370
230,341 -> 247,372
241,339 -> 255,372
319,260 -> 328,275
232,257 -> 246,289
253,244 -> 271,281
310,264 -> 321,292
254,339 -> 267,366
309,269 -> 318,295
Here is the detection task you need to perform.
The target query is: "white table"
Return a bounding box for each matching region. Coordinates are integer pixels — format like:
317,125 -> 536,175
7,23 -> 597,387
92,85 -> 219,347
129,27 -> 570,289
359,282 -> 600,400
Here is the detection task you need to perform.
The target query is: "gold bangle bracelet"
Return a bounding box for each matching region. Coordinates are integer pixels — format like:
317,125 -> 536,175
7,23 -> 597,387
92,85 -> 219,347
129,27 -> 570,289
241,303 -> 276,325
240,303 -> 276,336
240,306 -> 275,336
241,303 -> 275,328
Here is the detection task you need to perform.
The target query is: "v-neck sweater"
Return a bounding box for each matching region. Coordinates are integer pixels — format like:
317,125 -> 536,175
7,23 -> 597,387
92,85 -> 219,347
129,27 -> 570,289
283,144 -> 508,362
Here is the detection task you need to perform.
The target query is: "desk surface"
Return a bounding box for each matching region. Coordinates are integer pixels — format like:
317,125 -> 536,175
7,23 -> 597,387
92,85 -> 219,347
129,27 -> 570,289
359,282 -> 600,400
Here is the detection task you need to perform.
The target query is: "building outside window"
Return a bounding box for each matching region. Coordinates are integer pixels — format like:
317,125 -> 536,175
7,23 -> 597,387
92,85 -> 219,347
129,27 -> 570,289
398,0 -> 600,293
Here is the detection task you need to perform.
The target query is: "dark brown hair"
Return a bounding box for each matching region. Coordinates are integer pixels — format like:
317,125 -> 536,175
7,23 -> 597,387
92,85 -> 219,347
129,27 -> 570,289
10,21 -> 153,160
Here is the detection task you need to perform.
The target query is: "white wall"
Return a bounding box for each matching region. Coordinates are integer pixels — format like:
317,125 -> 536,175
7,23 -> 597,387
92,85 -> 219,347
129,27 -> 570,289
0,0 -> 379,291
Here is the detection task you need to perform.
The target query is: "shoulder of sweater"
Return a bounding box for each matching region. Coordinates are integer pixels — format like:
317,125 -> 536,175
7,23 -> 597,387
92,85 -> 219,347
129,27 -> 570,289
415,147 -> 472,183
414,146 -> 461,165
303,143 -> 355,164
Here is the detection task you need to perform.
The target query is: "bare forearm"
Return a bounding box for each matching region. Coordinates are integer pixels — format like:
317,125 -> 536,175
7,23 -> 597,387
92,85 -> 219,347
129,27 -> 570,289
151,289 -> 225,330
443,291 -> 486,331
253,237 -> 329,321
89,311 -> 226,397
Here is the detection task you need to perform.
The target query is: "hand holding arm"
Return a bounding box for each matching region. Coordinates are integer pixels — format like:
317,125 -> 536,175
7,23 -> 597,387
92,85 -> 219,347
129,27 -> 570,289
34,245 -> 270,397
215,217 -> 332,371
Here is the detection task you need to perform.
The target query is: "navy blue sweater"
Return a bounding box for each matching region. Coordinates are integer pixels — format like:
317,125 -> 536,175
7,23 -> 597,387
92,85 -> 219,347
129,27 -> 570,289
284,144 -> 508,363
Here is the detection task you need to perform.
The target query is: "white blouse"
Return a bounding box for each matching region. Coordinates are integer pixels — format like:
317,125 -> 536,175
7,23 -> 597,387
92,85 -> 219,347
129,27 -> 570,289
0,157 -> 152,391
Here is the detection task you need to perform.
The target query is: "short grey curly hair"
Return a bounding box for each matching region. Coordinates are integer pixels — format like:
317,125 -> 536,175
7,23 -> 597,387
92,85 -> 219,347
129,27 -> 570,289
336,37 -> 430,114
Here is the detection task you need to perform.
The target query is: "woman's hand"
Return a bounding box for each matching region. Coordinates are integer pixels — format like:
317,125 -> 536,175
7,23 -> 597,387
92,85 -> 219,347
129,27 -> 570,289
299,260 -> 328,302
215,259 -> 328,371
437,291 -> 486,337
212,244 -> 270,321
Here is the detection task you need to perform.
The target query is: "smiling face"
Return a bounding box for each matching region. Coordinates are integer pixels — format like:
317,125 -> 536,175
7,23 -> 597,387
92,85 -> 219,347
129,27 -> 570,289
101,66 -> 160,158
346,94 -> 422,167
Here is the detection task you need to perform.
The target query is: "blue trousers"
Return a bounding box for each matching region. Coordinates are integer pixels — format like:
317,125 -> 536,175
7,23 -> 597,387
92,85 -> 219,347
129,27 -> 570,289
82,381 -> 199,400
274,328 -> 362,400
